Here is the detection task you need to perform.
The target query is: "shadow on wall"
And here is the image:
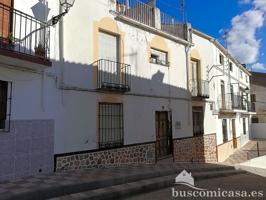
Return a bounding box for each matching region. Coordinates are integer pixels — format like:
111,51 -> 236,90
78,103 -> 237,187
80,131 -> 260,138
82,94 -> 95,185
51,59 -> 216,161
52,59 -> 190,100
31,0 -> 50,21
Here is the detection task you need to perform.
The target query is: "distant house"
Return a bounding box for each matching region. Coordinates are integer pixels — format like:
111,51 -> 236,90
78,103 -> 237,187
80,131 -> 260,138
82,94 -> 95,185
251,72 -> 266,122
175,170 -> 194,186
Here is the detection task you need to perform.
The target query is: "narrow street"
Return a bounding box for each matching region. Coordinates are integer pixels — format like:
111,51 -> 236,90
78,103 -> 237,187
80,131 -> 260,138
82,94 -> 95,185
126,174 -> 266,200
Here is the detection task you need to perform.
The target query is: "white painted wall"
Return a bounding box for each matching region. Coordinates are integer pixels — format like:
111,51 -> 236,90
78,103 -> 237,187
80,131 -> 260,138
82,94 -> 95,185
3,0 -> 252,156
192,31 -> 252,147
251,124 -> 266,139
2,0 -> 191,155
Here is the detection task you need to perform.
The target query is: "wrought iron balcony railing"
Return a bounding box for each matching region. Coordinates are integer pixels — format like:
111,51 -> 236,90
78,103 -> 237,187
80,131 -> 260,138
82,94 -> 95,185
116,0 -> 188,40
189,79 -> 209,98
0,2 -> 50,61
95,59 -> 131,92
247,102 -> 256,112
218,93 -> 253,112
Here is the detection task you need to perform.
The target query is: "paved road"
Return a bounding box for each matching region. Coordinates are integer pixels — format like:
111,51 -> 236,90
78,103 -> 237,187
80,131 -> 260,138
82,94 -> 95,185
125,173 -> 266,200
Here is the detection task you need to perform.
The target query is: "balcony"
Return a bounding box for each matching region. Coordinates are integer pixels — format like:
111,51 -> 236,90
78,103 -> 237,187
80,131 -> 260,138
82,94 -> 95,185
0,2 -> 51,69
95,59 -> 131,92
218,94 -> 254,112
247,102 -> 256,113
116,0 -> 189,41
189,79 -> 209,99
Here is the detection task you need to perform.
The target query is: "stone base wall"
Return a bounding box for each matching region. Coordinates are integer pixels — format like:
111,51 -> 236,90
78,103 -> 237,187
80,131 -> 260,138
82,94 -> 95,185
173,134 -> 217,163
0,120 -> 54,182
55,143 -> 156,171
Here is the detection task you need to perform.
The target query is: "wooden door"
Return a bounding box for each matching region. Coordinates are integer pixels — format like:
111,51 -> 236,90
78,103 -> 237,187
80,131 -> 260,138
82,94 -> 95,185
0,0 -> 13,39
232,119 -> 237,148
155,111 -> 172,159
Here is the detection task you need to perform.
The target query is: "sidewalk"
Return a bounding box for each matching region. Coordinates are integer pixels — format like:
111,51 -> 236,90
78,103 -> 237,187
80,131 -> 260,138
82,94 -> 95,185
0,162 -> 235,200
224,139 -> 266,165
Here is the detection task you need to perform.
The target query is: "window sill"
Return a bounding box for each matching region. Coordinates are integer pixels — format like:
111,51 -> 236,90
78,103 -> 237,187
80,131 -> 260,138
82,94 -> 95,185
149,60 -> 170,67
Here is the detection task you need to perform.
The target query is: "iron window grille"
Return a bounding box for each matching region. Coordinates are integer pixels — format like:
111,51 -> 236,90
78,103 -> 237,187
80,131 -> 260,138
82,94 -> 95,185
0,80 -> 12,132
192,106 -> 204,137
98,103 -> 124,149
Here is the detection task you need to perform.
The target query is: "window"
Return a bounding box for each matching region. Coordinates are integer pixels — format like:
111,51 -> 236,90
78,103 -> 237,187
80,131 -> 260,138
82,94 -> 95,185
192,107 -> 204,137
210,103 -> 213,111
251,94 -> 256,102
222,119 -> 228,143
99,31 -> 119,62
243,118 -> 246,135
98,103 -> 124,149
240,71 -> 243,78
251,117 -> 259,124
229,62 -> 233,72
190,60 -> 199,81
150,48 -> 169,66
0,81 -> 8,130
219,54 -> 224,65
246,75 -> 248,83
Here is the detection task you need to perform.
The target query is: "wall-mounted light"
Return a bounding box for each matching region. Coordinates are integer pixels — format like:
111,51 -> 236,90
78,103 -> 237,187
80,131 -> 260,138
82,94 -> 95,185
60,0 -> 75,12
50,0 -> 75,25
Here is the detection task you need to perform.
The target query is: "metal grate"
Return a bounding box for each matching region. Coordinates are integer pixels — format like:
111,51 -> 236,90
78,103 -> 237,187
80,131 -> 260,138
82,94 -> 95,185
95,59 -> 131,92
192,107 -> 204,136
0,2 -> 50,60
189,79 -> 209,98
116,0 -> 188,40
98,103 -> 124,149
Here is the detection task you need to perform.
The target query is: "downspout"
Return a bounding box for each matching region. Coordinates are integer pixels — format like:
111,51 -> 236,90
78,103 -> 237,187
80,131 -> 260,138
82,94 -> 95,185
185,44 -> 191,126
40,0 -> 49,112
59,3 -> 65,106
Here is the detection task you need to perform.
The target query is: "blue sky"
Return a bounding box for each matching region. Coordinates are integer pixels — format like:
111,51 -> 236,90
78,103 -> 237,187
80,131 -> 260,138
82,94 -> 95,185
154,0 -> 266,72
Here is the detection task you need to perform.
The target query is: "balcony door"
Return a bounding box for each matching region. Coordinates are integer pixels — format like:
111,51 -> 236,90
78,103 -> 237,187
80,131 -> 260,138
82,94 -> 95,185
221,81 -> 226,109
190,60 -> 199,96
99,31 -> 120,85
0,0 -> 13,39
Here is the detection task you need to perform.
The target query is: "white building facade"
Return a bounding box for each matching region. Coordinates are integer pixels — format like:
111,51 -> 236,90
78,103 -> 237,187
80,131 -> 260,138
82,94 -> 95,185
189,30 -> 255,162
0,0 -> 254,181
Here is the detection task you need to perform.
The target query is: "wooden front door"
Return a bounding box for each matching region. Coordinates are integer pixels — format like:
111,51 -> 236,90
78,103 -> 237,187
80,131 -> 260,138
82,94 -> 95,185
155,111 -> 172,159
0,0 -> 13,39
232,119 -> 237,149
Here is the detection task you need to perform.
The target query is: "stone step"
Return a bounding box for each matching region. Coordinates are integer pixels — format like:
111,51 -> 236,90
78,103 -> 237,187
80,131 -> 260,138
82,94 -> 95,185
49,170 -> 246,200
2,165 -> 235,200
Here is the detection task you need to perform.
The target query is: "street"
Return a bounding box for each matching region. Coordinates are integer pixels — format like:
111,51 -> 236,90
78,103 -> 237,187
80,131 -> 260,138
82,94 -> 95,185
125,173 -> 266,200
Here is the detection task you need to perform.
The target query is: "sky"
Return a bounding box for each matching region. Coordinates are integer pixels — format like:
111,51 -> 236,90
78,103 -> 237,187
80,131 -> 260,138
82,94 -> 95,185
154,0 -> 266,73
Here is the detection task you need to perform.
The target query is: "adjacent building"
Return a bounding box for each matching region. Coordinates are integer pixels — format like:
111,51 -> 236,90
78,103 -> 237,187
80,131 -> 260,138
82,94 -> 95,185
250,72 -> 266,122
0,0 -> 255,182
189,30 -> 255,162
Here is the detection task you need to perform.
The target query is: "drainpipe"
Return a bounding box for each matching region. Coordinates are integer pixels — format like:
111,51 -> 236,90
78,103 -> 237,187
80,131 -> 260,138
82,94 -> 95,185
185,24 -> 192,126
59,2 -> 65,106
185,44 -> 191,126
